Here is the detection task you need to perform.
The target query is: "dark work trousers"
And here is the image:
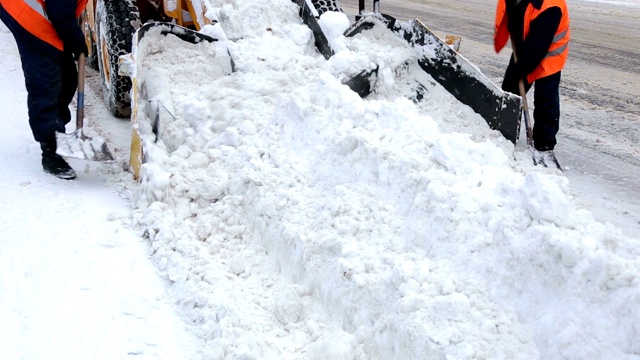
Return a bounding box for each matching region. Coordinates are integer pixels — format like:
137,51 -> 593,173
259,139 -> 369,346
0,6 -> 77,143
502,60 -> 562,151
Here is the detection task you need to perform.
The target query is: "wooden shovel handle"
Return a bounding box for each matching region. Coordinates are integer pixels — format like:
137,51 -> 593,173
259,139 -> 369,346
76,12 -> 86,130
511,39 -> 534,146
76,53 -> 85,130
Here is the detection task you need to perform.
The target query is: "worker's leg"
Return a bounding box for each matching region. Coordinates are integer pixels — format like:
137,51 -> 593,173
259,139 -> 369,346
2,6 -> 76,179
14,40 -> 66,143
1,4 -> 64,142
532,72 -> 561,151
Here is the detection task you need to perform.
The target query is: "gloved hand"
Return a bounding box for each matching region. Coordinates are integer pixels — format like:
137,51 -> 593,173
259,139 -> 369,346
66,27 -> 89,60
71,41 -> 89,60
510,55 -> 527,80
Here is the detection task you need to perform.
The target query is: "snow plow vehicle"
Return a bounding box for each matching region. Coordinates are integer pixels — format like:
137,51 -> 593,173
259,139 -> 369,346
83,0 -> 522,179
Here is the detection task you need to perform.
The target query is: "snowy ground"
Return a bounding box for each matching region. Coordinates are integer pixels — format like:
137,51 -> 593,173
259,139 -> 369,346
0,23 -> 201,358
1,0 -> 640,359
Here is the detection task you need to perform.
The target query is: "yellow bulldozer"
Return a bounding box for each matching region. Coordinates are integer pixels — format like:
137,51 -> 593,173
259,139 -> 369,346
83,0 -> 522,180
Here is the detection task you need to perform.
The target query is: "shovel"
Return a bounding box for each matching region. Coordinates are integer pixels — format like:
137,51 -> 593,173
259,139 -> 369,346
511,41 -> 562,171
56,53 -> 114,162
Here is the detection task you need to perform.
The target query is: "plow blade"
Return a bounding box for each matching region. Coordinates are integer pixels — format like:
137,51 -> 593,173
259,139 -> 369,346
123,22 -> 235,179
297,3 -> 522,145
357,15 -> 522,144
294,0 -> 335,59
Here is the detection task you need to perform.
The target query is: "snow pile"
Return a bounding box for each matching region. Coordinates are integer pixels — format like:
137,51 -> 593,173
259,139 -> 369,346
127,1 -> 640,359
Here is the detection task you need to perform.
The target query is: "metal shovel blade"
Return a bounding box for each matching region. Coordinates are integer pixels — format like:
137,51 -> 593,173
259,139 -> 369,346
55,50 -> 114,162
56,130 -> 114,162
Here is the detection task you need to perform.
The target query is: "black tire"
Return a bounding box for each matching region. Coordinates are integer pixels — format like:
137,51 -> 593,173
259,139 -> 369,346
95,0 -> 140,118
311,0 -> 344,15
87,26 -> 99,71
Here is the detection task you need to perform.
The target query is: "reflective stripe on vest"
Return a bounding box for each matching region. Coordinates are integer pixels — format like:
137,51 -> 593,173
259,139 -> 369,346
25,0 -> 47,19
546,29 -> 568,57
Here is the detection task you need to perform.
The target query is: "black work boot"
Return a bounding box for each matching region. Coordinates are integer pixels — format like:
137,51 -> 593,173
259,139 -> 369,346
40,135 -> 77,180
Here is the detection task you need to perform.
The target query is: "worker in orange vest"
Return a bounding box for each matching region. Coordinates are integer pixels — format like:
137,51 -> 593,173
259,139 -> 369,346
0,0 -> 88,179
494,0 -> 570,155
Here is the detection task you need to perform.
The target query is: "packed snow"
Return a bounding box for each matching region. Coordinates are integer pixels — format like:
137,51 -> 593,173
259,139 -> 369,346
1,0 -> 639,359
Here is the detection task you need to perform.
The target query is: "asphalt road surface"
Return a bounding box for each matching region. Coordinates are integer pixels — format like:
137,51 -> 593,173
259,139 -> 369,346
340,0 -> 640,237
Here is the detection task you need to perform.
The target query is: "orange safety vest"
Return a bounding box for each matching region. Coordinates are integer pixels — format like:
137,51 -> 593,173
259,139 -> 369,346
494,0 -> 570,83
0,0 -> 87,51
